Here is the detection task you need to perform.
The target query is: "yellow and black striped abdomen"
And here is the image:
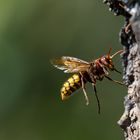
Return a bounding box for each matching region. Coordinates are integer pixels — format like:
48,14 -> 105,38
61,74 -> 83,100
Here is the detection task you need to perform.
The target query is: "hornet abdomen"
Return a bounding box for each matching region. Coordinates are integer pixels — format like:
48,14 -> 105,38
61,74 -> 86,100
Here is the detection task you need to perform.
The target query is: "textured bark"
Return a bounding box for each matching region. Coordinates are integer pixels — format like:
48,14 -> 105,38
104,0 -> 140,139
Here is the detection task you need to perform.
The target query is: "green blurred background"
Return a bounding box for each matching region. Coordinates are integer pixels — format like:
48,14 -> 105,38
0,0 -> 126,140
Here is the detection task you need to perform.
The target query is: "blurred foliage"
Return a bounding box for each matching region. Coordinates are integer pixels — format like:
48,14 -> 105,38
0,0 -> 126,140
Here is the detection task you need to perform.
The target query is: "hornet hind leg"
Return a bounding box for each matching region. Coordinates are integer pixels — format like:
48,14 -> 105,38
92,83 -> 101,114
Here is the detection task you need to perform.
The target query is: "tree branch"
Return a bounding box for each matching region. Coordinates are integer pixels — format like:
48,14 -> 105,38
104,0 -> 140,139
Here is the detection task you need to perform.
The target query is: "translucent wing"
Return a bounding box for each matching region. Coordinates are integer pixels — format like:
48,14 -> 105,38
51,56 -> 90,73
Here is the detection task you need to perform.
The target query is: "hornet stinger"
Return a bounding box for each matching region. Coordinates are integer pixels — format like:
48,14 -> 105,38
51,48 -> 124,114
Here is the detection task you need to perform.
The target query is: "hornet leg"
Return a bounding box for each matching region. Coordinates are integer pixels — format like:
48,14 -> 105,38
80,73 -> 89,106
92,83 -> 101,114
114,68 -> 121,74
105,76 -> 124,85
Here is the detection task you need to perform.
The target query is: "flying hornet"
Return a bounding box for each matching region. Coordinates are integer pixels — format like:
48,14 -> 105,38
51,48 -> 124,113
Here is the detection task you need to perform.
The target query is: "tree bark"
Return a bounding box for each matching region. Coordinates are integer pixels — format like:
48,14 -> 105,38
104,0 -> 140,139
